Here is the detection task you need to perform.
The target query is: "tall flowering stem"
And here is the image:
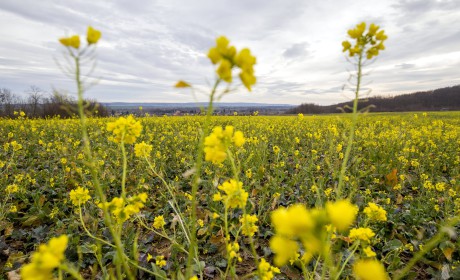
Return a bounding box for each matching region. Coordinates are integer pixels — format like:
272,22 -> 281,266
62,27 -> 135,279
181,36 -> 256,278
336,22 -> 387,199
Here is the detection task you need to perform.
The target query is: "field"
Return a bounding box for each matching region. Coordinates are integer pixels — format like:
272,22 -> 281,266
1,112 -> 459,279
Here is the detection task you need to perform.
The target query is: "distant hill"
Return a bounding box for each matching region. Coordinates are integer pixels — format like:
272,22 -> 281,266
104,102 -> 295,116
289,85 -> 460,114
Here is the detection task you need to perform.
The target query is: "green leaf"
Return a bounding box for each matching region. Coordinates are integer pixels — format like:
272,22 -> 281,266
383,239 -> 403,252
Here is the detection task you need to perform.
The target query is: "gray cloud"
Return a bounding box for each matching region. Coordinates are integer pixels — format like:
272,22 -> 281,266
0,0 -> 459,105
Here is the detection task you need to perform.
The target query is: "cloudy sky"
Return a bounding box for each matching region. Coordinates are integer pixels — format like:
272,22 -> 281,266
1,0 -> 459,105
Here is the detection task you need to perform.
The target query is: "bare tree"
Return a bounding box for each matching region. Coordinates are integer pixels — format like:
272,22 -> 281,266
26,85 -> 44,117
0,88 -> 15,116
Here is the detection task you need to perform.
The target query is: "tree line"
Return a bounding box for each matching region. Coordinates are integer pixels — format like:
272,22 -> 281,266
0,86 -> 108,118
288,85 -> 460,114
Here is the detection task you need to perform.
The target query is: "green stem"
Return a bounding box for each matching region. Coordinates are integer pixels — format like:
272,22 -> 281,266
121,141 -> 127,199
144,157 -> 191,244
334,242 -> 359,280
336,52 -> 362,199
78,205 -> 115,248
73,54 -> 134,280
394,215 -> 460,280
185,78 -> 221,278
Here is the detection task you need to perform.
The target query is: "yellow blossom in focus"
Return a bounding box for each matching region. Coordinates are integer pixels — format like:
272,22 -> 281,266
353,259 -> 388,280
216,179 -> 248,209
134,141 -> 153,157
69,186 -> 91,206
258,258 -> 280,280
240,214 -> 258,237
155,255 -> 167,268
153,215 -> 166,229
227,241 -> 242,262
342,22 -> 387,59
98,193 -> 147,222
349,227 -> 375,242
363,246 -> 376,257
363,202 -> 387,222
326,200 -> 358,231
204,126 -> 245,164
106,115 -> 142,144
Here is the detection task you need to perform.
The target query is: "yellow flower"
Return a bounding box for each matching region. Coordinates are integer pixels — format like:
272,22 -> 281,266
153,215 -> 166,229
59,35 -> 80,49
363,246 -> 376,257
87,26 -> 101,44
6,184 -> 19,194
204,126 -> 245,164
175,80 -> 191,88
21,235 -> 68,280
155,255 -> 167,268
69,186 -> 91,206
134,141 -> 153,157
240,214 -> 258,237
353,259 -> 388,280
207,36 -> 256,91
98,193 -> 147,222
217,59 -> 233,82
363,202 -> 387,222
258,258 -> 280,280
216,179 -> 248,209
269,235 -> 298,267
106,115 -> 142,144
343,22 -> 387,58
227,241 -> 242,262
326,200 -> 357,231
271,204 -> 315,237
349,227 -> 375,242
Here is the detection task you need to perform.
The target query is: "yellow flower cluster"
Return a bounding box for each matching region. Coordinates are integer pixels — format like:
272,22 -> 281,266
98,193 -> 148,222
226,241 -> 242,262
204,126 -> 245,164
153,215 -> 166,229
258,258 -> 280,280
326,200 -> 358,231
239,214 -> 258,237
69,186 -> 91,206
349,227 -> 375,242
213,179 -> 248,209
353,259 -> 388,280
21,235 -> 68,280
59,26 -> 101,49
106,115 -> 142,144
207,36 -> 257,91
6,184 -> 19,194
342,22 -> 387,59
270,200 -> 357,266
363,202 -> 387,222
155,255 -> 167,268
134,141 -> 153,157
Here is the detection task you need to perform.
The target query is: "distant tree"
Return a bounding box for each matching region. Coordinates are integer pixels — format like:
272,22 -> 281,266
26,85 -> 44,117
0,88 -> 15,116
